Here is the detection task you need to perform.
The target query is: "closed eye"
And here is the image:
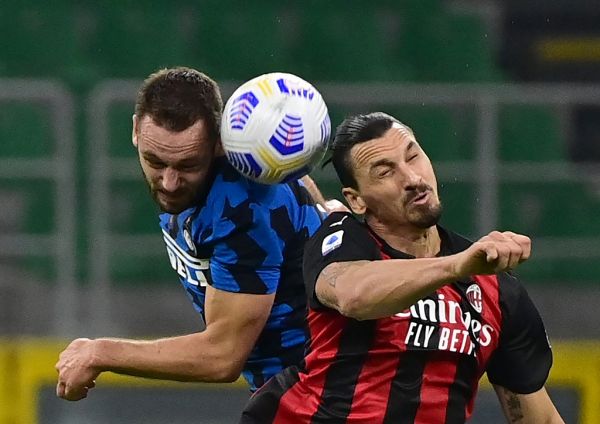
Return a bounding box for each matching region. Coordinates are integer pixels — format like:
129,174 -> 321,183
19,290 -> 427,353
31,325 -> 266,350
177,163 -> 202,172
378,168 -> 393,178
146,159 -> 166,169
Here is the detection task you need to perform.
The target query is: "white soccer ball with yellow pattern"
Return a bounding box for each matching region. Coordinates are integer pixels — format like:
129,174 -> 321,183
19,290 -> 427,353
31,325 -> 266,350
221,72 -> 331,184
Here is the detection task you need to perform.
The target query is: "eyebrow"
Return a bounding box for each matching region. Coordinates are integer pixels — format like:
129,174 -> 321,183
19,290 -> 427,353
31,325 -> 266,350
406,140 -> 416,152
142,152 -> 163,162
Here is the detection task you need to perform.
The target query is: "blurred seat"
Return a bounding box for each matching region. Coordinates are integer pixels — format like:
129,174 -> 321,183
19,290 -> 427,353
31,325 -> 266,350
499,105 -> 565,161
438,182 -> 477,237
517,257 -> 600,284
0,2 -> 78,78
383,105 -> 476,161
402,12 -> 501,82
0,180 -> 55,234
107,102 -> 137,157
109,180 -> 159,235
90,1 -> 197,78
0,101 -> 56,235
108,180 -> 172,285
111,253 -> 174,285
290,0 -> 414,82
500,181 -> 600,237
192,0 -> 296,80
0,103 -> 53,157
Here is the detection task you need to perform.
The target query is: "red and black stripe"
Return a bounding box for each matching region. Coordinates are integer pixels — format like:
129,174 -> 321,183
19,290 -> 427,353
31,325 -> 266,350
241,225 -> 510,423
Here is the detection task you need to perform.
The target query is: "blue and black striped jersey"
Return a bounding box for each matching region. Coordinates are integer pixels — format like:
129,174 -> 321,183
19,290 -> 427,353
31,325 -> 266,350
159,157 -> 322,391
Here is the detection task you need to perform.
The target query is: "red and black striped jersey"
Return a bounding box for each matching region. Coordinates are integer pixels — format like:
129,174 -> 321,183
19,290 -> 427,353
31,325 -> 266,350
240,212 -> 552,424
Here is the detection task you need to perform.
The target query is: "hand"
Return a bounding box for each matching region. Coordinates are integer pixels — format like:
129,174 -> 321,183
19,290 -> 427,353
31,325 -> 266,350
316,199 -> 350,215
455,231 -> 531,277
56,338 -> 101,401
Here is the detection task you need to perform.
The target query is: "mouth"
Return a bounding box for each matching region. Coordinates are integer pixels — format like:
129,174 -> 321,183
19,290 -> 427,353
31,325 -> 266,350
154,191 -> 188,210
156,189 -> 186,200
409,191 -> 430,205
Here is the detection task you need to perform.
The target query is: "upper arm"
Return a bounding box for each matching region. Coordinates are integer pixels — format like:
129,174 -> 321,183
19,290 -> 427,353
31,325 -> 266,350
203,285 -> 275,374
487,275 -> 552,393
201,196 -> 282,374
302,213 -> 380,311
315,261 -> 370,312
493,385 -> 564,424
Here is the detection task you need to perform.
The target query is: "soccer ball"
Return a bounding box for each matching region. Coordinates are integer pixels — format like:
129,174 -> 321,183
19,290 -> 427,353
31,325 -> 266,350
221,72 -> 331,184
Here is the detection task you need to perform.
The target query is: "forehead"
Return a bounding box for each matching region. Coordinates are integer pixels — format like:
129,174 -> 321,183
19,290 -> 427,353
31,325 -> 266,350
350,124 -> 417,168
137,115 -> 209,156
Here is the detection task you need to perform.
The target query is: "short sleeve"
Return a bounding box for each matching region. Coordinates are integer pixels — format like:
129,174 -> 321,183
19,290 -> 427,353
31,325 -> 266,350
302,212 -> 380,310
210,199 -> 283,295
486,274 -> 553,393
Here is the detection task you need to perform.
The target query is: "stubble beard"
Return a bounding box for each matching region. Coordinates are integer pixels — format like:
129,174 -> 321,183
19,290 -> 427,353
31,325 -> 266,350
141,169 -> 188,214
407,201 -> 443,229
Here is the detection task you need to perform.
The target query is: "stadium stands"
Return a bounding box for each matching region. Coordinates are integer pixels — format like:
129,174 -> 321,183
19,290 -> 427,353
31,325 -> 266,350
1,0 -> 599,288
499,105 -> 565,161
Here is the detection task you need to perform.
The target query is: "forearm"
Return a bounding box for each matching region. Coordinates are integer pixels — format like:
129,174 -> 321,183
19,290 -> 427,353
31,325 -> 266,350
91,332 -> 242,383
300,175 -> 327,207
494,386 -> 564,424
329,256 -> 459,320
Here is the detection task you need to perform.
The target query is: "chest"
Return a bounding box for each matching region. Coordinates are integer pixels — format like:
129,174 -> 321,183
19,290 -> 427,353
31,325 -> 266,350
162,227 -> 213,296
378,277 -> 503,367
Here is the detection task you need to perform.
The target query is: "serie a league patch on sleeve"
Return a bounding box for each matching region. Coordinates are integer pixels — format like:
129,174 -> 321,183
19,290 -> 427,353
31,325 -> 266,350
322,230 -> 344,256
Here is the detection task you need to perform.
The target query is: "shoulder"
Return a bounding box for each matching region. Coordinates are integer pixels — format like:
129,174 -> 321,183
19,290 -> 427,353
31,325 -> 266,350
313,212 -> 366,237
305,212 -> 374,255
439,226 -> 473,254
496,271 -> 526,302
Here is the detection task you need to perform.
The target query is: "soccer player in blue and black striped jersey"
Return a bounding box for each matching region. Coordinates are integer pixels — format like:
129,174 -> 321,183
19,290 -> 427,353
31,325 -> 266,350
56,67 -> 326,399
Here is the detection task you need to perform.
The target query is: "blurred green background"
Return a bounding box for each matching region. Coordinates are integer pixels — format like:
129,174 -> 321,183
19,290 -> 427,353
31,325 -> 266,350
1,0 -> 600,423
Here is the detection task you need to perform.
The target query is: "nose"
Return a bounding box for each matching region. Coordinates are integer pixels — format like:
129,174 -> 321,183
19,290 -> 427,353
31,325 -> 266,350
161,167 -> 180,192
402,167 -> 423,191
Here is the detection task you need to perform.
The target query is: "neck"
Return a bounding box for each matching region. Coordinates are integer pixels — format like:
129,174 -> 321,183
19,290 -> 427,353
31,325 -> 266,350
366,215 -> 441,258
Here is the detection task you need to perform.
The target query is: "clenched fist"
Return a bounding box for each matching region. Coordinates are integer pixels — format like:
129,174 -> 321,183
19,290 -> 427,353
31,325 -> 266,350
56,338 -> 100,401
454,231 -> 531,277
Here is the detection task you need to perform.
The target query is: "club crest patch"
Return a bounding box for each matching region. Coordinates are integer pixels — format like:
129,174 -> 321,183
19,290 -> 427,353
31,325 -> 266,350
183,216 -> 197,255
322,230 -> 344,256
466,283 -> 483,313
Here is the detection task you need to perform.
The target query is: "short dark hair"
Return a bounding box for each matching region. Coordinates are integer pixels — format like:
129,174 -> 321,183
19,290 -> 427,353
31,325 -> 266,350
134,67 -> 223,139
330,112 -> 408,188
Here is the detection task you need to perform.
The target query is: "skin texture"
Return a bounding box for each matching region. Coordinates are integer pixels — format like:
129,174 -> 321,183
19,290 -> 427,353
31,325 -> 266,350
314,124 -> 564,423
494,386 -> 564,424
56,115 -> 277,401
133,115 -> 221,214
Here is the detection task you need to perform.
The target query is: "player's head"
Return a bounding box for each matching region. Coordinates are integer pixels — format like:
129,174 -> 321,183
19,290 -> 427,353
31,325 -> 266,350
132,67 -> 224,213
330,112 -> 442,229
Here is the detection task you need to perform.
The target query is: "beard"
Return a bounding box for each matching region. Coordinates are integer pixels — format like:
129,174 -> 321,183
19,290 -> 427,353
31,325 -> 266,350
406,201 -> 443,229
404,183 -> 443,229
141,169 -> 196,214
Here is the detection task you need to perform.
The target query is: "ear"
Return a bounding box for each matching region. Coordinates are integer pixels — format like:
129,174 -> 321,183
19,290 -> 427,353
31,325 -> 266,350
132,114 -> 139,148
342,187 -> 366,215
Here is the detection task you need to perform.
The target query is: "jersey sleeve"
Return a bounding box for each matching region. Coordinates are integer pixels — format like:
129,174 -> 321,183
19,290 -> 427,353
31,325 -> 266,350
486,273 -> 553,394
209,197 -> 284,295
302,212 -> 380,310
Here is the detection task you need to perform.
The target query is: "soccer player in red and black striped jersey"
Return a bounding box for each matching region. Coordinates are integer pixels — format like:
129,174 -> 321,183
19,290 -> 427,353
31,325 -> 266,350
240,112 -> 564,424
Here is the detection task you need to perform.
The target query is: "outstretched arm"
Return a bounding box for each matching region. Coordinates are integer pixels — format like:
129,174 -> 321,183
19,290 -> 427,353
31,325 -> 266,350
56,286 -> 274,401
494,385 -> 564,424
316,231 -> 531,320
